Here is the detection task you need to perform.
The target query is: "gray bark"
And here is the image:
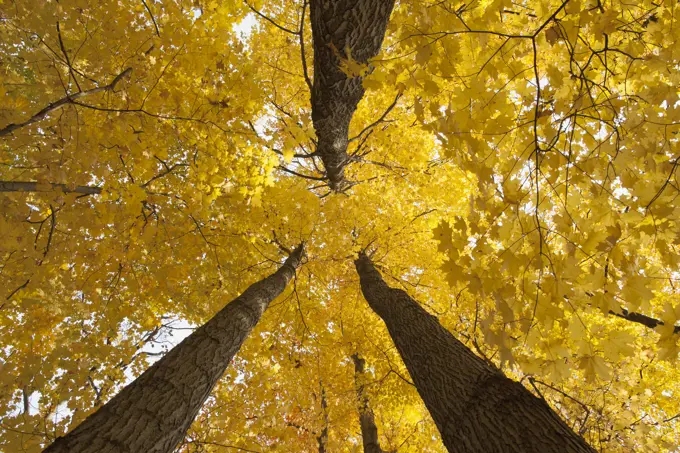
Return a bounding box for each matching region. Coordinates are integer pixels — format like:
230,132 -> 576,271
354,253 -> 596,453
352,354 -> 388,453
310,0 -> 395,190
43,244 -> 304,453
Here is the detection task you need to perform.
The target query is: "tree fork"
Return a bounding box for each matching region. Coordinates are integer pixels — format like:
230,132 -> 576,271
354,253 -> 596,453
309,0 -> 395,191
43,244 -> 305,453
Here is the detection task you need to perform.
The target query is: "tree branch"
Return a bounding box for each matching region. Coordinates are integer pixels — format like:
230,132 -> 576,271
0,181 -> 102,195
299,0 -> 312,91
610,308 -> 680,334
141,0 -> 161,37
244,1 -> 299,35
0,68 -> 132,137
349,92 -> 401,143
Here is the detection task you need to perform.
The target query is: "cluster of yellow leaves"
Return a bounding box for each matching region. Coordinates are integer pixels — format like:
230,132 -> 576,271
2,0 -> 680,452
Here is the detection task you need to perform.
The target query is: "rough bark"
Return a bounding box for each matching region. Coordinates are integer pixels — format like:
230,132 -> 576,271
352,353 -> 388,453
354,253 -> 596,453
43,244 -> 304,453
0,181 -> 102,195
310,0 -> 395,190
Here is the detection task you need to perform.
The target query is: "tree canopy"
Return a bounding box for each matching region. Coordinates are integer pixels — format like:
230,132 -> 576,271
1,0 -> 680,451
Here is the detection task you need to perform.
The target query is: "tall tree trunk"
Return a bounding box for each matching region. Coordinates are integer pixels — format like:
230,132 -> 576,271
44,244 -> 305,453
310,0 -> 395,191
352,353 -> 387,453
354,253 -> 596,453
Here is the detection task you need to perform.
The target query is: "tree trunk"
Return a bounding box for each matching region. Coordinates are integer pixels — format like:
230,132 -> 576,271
44,244 -> 304,453
352,353 -> 387,453
354,253 -> 596,453
310,0 -> 395,191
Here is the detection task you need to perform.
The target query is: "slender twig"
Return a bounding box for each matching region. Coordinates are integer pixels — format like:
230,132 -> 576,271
56,21 -> 81,91
349,92 -> 402,143
244,1 -> 299,35
278,165 -> 326,181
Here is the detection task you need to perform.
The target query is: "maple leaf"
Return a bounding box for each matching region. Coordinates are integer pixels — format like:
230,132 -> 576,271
3,0 -> 680,451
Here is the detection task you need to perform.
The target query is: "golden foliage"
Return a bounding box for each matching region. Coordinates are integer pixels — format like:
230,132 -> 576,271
1,0 -> 680,451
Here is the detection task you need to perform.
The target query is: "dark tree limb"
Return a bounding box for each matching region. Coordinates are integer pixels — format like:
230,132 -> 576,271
0,68 -> 132,137
0,160 -> 188,196
141,0 -> 161,37
300,0 -> 313,91
0,181 -> 102,195
244,0 -> 299,35
349,92 -> 401,143
309,0 -> 395,191
611,308 -> 680,334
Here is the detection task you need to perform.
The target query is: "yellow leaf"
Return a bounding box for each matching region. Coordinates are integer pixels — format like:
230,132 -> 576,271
579,355 -> 611,381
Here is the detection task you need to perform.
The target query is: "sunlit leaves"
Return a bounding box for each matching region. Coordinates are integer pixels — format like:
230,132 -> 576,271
2,0 -> 680,452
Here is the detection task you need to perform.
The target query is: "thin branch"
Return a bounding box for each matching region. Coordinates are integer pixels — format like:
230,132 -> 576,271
349,92 -> 402,143
191,441 -> 261,453
43,205 -> 56,258
22,388 -> 30,414
141,0 -> 161,37
0,181 -> 102,195
0,68 -> 132,137
278,165 -> 326,181
529,377 -> 591,434
299,0 -> 312,91
56,21 -> 81,91
141,161 -> 188,188
244,1 -> 299,35
6,279 -> 30,301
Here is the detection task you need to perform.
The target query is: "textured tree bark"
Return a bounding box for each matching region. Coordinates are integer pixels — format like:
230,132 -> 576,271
354,253 -> 596,453
43,244 -> 305,453
309,0 -> 395,191
352,354 -> 387,453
